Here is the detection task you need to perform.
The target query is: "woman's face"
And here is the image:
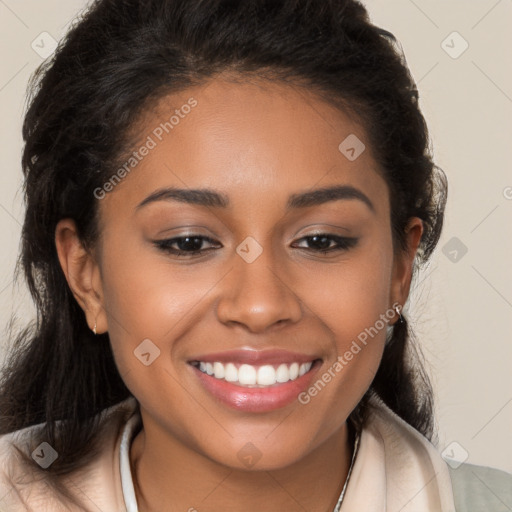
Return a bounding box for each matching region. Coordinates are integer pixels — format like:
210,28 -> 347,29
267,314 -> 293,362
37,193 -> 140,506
67,77 -> 421,470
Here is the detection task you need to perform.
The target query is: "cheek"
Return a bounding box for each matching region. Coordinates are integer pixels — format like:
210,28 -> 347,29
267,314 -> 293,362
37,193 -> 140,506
296,233 -> 393,399
98,241 -> 222,376
301,233 -> 394,342
290,251 -> 393,440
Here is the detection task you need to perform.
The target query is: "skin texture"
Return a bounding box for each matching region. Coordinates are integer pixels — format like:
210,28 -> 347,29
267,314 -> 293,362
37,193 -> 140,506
55,77 -> 422,512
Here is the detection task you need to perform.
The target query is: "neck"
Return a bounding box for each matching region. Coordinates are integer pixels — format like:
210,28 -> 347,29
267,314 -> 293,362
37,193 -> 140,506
130,416 -> 353,512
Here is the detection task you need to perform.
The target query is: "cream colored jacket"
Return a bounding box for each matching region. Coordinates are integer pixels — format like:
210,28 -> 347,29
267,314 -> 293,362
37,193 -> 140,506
0,396 -> 510,511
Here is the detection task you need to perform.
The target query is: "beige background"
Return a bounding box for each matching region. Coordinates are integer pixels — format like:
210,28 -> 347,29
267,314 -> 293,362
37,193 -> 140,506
1,0 -> 511,473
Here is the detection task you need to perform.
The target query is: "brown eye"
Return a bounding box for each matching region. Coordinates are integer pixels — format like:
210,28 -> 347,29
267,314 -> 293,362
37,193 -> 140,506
154,235 -> 221,257
292,234 -> 358,253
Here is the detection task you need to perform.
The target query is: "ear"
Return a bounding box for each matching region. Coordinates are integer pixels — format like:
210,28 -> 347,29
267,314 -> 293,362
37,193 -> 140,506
55,219 -> 108,334
389,217 -> 423,322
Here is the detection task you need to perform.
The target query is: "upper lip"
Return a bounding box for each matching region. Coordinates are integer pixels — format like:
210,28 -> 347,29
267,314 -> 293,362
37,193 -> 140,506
189,349 -> 320,366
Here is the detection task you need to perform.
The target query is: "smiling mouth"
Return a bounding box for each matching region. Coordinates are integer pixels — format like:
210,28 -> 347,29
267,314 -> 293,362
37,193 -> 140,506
190,360 -> 318,388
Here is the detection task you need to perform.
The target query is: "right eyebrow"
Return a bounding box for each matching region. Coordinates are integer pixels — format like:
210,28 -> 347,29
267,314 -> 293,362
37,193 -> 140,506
136,187 -> 229,210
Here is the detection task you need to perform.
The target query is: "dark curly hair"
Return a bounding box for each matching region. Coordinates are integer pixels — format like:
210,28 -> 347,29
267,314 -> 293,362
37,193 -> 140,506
0,0 -> 446,500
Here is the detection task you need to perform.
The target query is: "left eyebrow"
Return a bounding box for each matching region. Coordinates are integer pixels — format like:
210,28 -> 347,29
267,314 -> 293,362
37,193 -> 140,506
287,184 -> 375,213
135,184 -> 375,213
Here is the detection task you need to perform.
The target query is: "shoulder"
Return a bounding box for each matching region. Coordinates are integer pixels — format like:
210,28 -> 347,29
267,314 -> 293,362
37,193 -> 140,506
0,418 -> 50,510
0,397 -> 139,511
366,396 -> 512,511
448,462 -> 512,512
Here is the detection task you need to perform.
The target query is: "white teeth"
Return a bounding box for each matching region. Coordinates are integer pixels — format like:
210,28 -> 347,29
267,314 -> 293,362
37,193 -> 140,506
238,364 -> 257,385
289,362 -> 299,380
224,363 -> 238,382
195,360 -> 313,387
213,362 -> 225,379
257,365 -> 276,386
276,364 -> 289,383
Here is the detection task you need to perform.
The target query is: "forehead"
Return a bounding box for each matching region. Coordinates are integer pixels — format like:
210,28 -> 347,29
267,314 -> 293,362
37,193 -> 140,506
100,77 -> 389,218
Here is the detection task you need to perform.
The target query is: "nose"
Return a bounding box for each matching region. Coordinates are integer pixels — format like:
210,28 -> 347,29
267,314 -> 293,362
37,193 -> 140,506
216,246 -> 303,333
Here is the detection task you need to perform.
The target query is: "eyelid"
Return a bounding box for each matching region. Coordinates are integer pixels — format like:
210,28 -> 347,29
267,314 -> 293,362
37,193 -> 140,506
154,225 -> 221,238
291,223 -> 353,238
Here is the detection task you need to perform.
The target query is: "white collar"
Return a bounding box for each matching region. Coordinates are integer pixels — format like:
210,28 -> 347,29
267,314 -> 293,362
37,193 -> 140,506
120,412 -> 141,512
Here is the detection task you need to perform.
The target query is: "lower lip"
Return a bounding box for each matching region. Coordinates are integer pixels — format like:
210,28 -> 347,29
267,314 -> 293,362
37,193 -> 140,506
191,362 -> 321,413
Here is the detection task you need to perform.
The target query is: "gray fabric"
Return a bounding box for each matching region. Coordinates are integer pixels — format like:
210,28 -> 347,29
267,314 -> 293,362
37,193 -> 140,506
449,463 -> 512,511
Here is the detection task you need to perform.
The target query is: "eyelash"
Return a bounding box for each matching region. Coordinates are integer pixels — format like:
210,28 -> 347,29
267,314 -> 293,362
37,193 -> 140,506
153,234 -> 358,258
